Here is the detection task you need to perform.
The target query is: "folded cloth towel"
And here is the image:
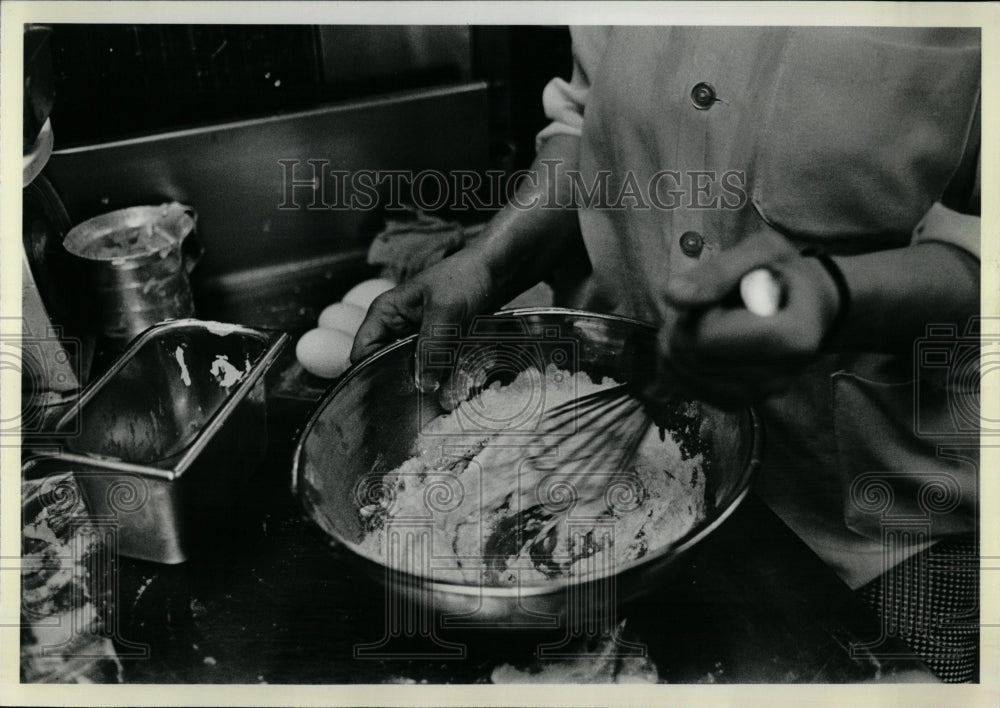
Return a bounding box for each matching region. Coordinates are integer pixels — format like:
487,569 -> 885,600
367,206 -> 484,283
366,205 -> 555,308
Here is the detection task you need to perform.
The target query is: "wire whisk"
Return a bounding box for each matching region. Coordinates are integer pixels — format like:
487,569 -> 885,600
529,384 -> 656,496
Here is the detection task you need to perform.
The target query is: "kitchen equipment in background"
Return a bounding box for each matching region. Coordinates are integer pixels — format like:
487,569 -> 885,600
22,132 -> 85,433
23,118 -> 53,188
30,319 -> 288,564
19,255 -> 83,436
317,26 -> 472,89
63,203 -> 203,353
292,308 -> 761,624
21,23 -> 87,429
24,24 -> 54,154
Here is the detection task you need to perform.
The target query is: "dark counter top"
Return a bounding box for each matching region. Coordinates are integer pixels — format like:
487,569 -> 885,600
105,426 -> 937,684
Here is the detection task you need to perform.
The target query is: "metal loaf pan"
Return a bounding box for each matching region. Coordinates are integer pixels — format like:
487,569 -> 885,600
41,319 -> 288,564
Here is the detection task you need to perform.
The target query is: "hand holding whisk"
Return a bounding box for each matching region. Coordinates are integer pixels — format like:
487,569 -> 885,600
526,267 -> 785,492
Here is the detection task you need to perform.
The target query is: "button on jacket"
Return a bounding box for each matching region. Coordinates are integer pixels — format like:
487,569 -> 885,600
537,26 -> 981,588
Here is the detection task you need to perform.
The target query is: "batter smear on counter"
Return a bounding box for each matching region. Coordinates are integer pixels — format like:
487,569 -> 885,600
356,364 -> 707,586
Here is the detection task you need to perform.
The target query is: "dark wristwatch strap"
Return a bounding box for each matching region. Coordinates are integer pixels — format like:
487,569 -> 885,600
801,246 -> 850,348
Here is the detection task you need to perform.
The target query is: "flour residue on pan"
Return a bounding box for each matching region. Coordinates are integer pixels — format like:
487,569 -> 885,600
173,345 -> 192,387
355,364 -> 707,587
203,321 -> 245,337
210,355 -> 245,388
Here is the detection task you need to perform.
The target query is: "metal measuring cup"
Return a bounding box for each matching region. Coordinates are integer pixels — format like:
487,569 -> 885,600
63,202 -> 203,353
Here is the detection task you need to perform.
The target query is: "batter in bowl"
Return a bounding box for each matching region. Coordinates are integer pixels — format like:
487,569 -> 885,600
355,364 -> 706,586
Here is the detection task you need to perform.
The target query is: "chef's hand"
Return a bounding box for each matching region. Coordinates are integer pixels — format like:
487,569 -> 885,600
654,230 -> 843,410
351,248 -> 497,399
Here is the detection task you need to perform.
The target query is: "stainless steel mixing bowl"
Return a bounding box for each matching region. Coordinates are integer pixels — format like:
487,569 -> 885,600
292,308 -> 762,625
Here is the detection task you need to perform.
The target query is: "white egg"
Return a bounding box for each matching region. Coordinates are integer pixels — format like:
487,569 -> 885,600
295,327 -> 353,379
739,268 -> 783,317
342,278 -> 396,310
318,302 -> 367,335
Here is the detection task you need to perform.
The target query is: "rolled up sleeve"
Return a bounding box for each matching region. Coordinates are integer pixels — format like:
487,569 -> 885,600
535,27 -> 610,152
911,200 -> 980,261
911,124 -> 980,260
